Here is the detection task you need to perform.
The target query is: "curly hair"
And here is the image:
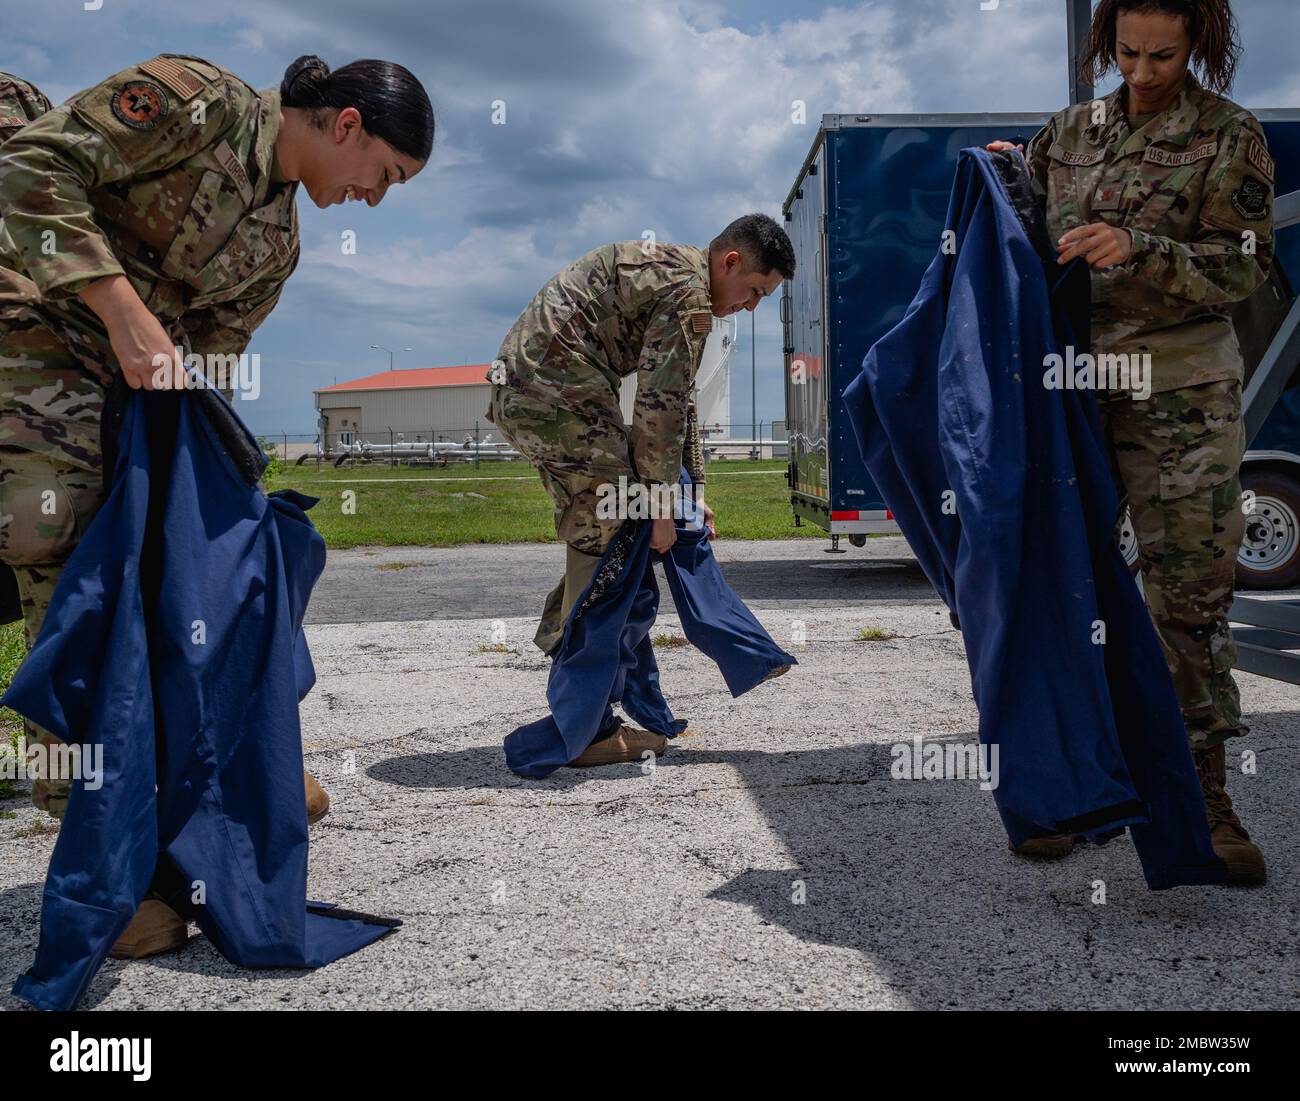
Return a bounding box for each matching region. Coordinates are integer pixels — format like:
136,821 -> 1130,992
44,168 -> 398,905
1079,0 -> 1242,96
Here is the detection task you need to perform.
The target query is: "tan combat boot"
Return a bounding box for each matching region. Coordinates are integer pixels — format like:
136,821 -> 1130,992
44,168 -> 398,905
109,899 -> 188,959
568,725 -> 668,768
1193,743 -> 1266,886
305,771 -> 330,825
1009,833 -> 1079,859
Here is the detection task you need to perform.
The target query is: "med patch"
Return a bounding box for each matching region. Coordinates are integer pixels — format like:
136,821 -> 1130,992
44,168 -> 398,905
1246,138 -> 1275,184
112,80 -> 169,131
1231,176 -> 1269,221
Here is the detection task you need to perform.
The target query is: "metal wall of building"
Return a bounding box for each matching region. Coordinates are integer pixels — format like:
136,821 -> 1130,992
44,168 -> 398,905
317,383 -> 494,439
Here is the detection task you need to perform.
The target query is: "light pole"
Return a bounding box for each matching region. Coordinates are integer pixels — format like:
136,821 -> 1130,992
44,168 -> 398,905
750,310 -> 756,449
1066,0 -> 1095,105
370,344 -> 412,371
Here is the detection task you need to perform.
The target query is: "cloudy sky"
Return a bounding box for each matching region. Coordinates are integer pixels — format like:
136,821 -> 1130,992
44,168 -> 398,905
3,0 -> 1297,435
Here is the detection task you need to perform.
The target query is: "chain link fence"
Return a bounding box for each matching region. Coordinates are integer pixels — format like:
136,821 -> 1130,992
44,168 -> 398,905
260,421 -> 789,467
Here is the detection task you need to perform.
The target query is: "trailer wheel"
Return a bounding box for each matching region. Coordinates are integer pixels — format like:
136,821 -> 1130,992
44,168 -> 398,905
1236,470 -> 1300,590
849,534 -> 867,548
1117,508 -> 1140,575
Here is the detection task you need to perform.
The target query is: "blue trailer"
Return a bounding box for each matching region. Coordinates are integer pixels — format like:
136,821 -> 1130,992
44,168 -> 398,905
781,110 -> 1300,588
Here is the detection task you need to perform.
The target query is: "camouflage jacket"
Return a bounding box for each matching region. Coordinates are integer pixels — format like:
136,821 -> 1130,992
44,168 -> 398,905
0,54 -> 299,380
0,74 -> 51,145
493,241 -> 714,485
1026,74 -> 1274,394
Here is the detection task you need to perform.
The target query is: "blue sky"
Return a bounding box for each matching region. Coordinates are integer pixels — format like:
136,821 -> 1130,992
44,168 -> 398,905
3,0 -> 1297,435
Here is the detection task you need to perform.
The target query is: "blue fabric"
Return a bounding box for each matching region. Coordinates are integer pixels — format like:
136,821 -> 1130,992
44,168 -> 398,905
5,386 -> 393,1011
505,470 -> 797,778
842,148 -> 1227,890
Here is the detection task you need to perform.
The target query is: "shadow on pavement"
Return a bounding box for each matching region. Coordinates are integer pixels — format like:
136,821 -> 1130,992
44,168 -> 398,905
369,728 -> 1293,1009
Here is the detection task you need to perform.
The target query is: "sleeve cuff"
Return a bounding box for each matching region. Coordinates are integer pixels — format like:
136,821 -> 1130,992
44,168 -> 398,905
1124,227 -> 1154,275
28,260 -> 126,302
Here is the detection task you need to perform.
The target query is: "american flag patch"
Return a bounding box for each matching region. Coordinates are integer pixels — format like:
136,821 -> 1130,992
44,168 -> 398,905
140,56 -> 205,101
690,311 -> 713,334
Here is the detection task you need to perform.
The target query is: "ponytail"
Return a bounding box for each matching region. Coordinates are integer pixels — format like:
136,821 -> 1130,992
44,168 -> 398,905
280,54 -> 435,162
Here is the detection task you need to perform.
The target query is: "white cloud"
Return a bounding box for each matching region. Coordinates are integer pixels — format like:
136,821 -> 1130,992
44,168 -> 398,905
6,0 -> 1296,430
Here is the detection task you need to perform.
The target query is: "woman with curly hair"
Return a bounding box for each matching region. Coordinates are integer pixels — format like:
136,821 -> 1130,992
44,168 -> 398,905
990,0 -> 1273,883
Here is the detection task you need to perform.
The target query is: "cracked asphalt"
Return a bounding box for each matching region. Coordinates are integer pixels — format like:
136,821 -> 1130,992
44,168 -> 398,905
1,536 -> 1296,1009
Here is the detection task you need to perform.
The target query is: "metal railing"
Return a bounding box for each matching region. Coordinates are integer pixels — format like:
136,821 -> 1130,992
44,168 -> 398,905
259,421 -> 791,467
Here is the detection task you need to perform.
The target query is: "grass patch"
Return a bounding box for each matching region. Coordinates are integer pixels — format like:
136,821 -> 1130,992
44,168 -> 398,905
651,632 -> 691,649
855,626 -> 898,642
14,815 -> 58,838
1,621 -> 25,801
473,643 -> 520,655
263,459 -> 822,549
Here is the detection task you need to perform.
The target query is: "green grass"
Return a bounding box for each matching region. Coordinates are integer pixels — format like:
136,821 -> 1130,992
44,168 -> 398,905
1,621 -> 25,799
264,458 -> 822,549
855,626 -> 898,642
651,632 -> 691,649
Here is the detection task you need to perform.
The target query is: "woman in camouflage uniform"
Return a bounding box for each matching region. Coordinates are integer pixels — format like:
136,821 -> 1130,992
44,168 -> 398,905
0,54 -> 434,953
991,0 -> 1270,882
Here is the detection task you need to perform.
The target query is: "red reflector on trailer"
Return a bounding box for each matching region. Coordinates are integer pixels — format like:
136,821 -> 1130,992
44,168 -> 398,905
830,510 -> 859,521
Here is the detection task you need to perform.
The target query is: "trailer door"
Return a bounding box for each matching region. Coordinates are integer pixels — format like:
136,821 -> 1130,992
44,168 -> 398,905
784,142 -> 830,527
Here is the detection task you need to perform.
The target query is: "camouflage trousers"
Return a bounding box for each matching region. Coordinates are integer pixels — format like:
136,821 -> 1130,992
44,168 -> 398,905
0,318 -> 108,816
1098,377 -> 1247,748
486,384 -> 632,653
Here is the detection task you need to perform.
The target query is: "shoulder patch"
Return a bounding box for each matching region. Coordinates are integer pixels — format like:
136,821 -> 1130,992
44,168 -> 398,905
1246,138 -> 1275,184
140,57 -> 206,101
1232,176 -> 1270,221
1143,141 -> 1218,168
111,80 -> 169,131
690,311 -> 713,335
215,139 -> 254,205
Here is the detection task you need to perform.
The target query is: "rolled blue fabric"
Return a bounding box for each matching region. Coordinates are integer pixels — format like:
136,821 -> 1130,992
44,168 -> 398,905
842,148 -> 1226,890
6,384 -> 394,1010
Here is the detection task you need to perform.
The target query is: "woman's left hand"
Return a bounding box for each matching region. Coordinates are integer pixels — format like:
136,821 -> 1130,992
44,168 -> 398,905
1056,222 -> 1133,269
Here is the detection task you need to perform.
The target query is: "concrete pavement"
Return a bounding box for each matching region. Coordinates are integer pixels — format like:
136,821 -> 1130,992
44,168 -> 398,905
2,536 -> 1296,1009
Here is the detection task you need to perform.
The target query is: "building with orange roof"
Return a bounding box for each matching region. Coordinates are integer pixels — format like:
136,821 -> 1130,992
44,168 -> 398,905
313,364 -> 496,448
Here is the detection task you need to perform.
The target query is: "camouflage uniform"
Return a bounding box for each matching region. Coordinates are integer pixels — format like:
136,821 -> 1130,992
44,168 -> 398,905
486,241 -> 714,652
1026,74 -> 1274,747
0,56 -> 301,813
0,75 -> 51,144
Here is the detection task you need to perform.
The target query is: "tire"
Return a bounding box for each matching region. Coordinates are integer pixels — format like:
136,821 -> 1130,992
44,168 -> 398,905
849,534 -> 867,548
1236,469 -> 1300,590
